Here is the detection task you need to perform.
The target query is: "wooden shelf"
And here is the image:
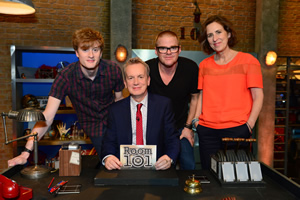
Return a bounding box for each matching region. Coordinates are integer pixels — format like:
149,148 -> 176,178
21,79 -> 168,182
273,159 -> 285,162
276,81 -> 287,84
275,116 -> 286,119
56,109 -> 76,114
289,124 -> 300,127
16,78 -> 54,83
17,139 -> 92,146
274,168 -> 284,170
289,108 -> 300,111
275,108 -> 287,111
275,125 -> 286,128
37,109 -> 76,114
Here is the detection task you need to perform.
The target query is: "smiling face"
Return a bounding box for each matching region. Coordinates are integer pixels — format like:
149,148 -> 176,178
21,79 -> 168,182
206,22 -> 231,53
155,34 -> 181,68
124,63 -> 150,102
75,41 -> 102,70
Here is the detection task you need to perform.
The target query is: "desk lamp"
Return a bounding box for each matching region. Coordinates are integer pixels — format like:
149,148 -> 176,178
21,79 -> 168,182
1,107 -> 51,179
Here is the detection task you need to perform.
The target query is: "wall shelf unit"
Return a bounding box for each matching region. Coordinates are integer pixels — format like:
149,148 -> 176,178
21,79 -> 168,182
275,56 -> 300,176
10,45 -> 91,157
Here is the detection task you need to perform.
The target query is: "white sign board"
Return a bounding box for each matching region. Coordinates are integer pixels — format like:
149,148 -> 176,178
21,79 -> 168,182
120,145 -> 157,169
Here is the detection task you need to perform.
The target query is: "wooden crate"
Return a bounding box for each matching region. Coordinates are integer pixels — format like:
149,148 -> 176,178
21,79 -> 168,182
59,147 -> 81,176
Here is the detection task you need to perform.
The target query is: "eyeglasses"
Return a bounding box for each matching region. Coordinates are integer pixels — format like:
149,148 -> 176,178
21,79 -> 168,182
156,46 -> 180,54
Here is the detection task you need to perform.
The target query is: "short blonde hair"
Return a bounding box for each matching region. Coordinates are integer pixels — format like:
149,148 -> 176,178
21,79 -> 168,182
155,30 -> 179,47
122,57 -> 150,80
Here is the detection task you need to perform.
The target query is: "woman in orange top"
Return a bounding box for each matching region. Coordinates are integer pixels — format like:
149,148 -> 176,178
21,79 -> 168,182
193,15 -> 264,169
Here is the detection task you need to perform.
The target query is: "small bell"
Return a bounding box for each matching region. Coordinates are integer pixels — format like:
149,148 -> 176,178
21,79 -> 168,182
184,174 -> 202,194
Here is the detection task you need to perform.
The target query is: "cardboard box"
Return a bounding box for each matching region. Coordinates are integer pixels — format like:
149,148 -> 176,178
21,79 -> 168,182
59,147 -> 81,176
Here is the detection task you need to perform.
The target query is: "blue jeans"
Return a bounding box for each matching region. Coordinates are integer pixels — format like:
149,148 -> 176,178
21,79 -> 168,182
179,129 -> 195,170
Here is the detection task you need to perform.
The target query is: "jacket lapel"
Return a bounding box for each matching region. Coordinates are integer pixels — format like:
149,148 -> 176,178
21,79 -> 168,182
122,97 -> 133,143
146,93 -> 154,143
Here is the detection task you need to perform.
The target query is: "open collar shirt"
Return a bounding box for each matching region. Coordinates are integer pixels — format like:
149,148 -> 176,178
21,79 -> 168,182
49,59 -> 124,137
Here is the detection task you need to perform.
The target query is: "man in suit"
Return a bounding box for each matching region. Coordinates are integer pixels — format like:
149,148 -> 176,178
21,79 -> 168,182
101,57 -> 180,170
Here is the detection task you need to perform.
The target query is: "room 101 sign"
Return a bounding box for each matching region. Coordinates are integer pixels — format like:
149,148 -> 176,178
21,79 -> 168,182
120,145 -> 157,169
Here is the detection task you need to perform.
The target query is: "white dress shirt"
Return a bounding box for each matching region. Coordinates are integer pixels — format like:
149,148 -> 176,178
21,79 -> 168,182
130,94 -> 148,145
102,94 -> 148,165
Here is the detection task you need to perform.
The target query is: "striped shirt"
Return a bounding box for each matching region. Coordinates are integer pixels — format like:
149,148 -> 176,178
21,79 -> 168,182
49,59 -> 124,137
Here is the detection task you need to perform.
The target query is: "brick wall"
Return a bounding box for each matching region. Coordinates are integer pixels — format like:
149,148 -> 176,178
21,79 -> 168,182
132,0 -> 257,52
278,0 -> 300,56
0,0 -> 298,172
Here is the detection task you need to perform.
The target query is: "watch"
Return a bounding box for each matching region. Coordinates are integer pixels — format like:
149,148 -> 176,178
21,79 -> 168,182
23,147 -> 32,154
184,123 -> 192,130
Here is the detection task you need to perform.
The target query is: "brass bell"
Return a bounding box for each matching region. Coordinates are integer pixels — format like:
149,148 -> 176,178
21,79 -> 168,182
184,174 -> 202,194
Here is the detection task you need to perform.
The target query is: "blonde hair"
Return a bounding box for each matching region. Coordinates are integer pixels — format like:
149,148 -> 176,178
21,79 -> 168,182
122,57 -> 150,80
155,30 -> 179,47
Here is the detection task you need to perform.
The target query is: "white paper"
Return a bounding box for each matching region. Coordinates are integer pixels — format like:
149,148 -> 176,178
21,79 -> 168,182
249,161 -> 263,181
69,151 -> 80,165
235,162 -> 249,182
221,162 -> 235,182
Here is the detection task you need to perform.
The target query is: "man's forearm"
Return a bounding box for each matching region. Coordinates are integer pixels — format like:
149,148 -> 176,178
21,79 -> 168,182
186,93 -> 199,125
24,119 -> 52,151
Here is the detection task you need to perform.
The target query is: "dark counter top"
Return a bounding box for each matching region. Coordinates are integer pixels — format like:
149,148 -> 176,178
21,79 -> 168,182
2,156 -> 300,200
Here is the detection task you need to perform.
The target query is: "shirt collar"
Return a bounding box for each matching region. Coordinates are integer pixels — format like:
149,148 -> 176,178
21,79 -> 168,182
130,93 -> 148,109
76,60 -> 102,80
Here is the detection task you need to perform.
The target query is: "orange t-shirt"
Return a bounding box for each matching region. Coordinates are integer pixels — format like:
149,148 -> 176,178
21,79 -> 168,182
198,52 -> 263,129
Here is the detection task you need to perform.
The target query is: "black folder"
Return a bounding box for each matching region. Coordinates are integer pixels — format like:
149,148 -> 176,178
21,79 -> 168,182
94,167 -> 178,186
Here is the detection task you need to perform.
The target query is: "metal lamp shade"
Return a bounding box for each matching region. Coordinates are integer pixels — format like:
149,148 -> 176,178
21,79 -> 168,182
0,0 -> 35,15
2,107 -> 49,179
16,107 -> 45,122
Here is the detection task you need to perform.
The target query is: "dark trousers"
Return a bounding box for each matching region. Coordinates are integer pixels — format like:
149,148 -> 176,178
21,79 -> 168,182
89,126 -> 107,160
196,123 -> 251,170
89,136 -> 103,160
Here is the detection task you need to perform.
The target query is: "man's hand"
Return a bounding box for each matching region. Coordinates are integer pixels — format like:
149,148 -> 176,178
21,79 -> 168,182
104,155 -> 122,170
8,152 -> 30,167
180,127 -> 194,147
155,155 -> 172,170
57,123 -> 70,138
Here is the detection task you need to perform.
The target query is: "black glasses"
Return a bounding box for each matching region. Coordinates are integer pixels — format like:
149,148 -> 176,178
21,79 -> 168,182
156,46 -> 180,54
